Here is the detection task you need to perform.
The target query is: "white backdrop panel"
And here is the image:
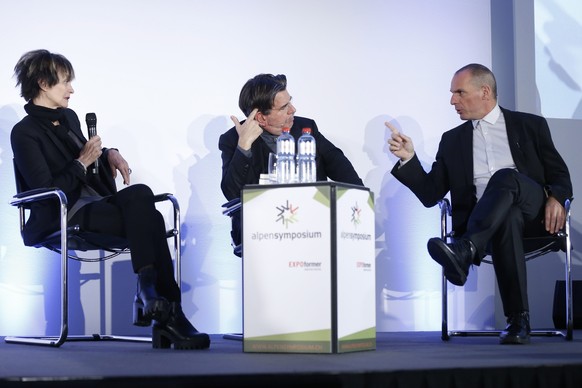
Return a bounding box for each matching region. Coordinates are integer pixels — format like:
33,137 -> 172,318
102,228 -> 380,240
0,0 -> 491,335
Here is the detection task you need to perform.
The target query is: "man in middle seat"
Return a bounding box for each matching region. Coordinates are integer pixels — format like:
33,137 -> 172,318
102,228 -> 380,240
218,73 -> 364,252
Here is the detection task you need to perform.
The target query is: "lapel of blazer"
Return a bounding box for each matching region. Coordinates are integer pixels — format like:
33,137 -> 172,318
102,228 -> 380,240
500,107 -> 527,171
34,118 -> 75,160
68,126 -> 87,148
459,121 -> 474,187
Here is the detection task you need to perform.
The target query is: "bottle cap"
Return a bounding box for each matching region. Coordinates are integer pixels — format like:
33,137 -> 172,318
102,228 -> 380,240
282,127 -> 290,132
302,127 -> 311,134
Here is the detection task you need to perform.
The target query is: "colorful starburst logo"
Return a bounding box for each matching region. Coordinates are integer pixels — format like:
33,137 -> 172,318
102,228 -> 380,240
351,202 -> 362,227
276,199 -> 299,228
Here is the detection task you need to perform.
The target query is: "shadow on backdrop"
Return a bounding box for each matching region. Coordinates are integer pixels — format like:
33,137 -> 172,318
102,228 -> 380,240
175,114 -> 236,331
364,114 -> 482,330
0,104 -> 86,336
536,0 -> 582,119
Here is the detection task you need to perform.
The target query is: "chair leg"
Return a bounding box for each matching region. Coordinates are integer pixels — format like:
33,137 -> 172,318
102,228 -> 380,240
439,199 -> 451,341
565,227 -> 574,340
4,206 -> 155,347
168,194 -> 181,287
223,333 -> 243,341
441,270 -> 449,341
5,207 -> 70,347
438,197 -> 573,341
6,192 -> 183,347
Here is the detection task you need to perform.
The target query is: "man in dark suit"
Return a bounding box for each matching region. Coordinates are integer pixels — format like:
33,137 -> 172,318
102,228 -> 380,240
219,73 -> 363,251
388,63 -> 572,344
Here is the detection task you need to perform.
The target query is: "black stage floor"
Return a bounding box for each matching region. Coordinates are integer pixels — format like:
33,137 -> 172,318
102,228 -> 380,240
1,331 -> 582,388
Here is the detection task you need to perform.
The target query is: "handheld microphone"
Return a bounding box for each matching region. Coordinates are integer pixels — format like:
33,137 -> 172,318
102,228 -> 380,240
85,112 -> 98,174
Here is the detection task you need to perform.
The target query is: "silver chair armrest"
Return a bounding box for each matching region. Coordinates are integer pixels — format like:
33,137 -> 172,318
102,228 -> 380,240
438,198 -> 452,240
222,198 -> 241,217
10,187 -> 68,208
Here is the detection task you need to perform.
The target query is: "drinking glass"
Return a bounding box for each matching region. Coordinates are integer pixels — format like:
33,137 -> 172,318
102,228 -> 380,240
268,152 -> 277,183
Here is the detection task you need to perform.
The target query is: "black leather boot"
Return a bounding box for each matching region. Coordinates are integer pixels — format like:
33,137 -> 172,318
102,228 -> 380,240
133,266 -> 170,326
152,302 -> 211,350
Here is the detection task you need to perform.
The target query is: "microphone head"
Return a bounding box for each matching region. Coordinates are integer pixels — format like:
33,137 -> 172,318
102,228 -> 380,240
85,112 -> 97,127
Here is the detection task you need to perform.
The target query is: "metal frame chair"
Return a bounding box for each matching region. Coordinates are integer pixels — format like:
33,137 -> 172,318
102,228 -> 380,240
438,198 -> 573,341
6,163 -> 182,347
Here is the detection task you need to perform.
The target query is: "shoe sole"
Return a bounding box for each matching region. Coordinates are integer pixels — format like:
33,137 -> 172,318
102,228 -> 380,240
173,337 -> 211,350
427,238 -> 467,286
500,335 -> 530,345
152,326 -> 211,350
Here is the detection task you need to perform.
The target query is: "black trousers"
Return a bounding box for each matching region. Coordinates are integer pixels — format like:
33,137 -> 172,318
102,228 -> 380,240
465,168 -> 547,316
69,184 -> 181,302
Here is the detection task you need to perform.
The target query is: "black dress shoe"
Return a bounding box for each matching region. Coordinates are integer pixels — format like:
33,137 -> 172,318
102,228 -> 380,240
500,312 -> 531,345
427,238 -> 476,286
152,302 -> 211,350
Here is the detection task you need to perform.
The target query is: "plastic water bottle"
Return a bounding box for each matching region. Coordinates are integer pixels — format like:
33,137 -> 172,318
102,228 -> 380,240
276,127 -> 295,183
297,127 -> 317,183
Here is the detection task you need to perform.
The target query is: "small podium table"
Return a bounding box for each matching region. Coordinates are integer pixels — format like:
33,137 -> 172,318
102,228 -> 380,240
242,182 -> 375,353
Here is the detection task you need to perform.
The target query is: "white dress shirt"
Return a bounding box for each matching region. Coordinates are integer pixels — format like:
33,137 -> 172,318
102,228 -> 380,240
472,104 -> 517,200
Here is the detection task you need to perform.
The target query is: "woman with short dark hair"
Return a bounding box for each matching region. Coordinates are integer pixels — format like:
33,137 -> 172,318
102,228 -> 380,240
11,49 -> 209,350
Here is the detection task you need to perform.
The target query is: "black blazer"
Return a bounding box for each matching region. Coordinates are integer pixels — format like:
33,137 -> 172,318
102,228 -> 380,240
219,116 -> 363,201
11,108 -> 117,246
391,107 -> 572,236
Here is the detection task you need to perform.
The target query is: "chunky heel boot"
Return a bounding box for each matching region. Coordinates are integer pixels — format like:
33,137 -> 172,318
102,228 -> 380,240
152,302 -> 211,350
133,297 -> 150,327
132,266 -> 170,326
